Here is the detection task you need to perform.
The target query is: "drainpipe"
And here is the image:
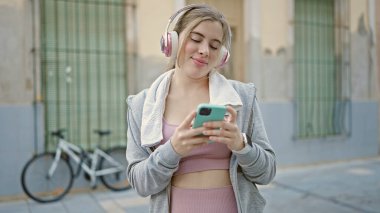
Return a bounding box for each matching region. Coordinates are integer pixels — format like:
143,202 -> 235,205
31,0 -> 38,155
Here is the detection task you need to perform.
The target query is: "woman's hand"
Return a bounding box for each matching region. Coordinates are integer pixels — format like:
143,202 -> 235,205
171,111 -> 209,156
202,106 -> 245,151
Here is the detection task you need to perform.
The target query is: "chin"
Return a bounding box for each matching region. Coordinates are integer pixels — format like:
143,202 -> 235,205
180,63 -> 209,78
188,72 -> 210,80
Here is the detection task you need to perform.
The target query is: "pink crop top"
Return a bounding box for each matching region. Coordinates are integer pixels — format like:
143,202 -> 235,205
160,119 -> 231,175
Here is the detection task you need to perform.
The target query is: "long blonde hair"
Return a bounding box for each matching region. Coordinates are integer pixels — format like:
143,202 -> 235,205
167,4 -> 232,70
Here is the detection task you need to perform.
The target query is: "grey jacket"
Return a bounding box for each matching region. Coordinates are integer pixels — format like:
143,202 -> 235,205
126,80 -> 276,213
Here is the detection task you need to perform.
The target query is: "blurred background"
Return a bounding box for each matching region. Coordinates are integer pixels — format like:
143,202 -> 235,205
0,0 -> 379,206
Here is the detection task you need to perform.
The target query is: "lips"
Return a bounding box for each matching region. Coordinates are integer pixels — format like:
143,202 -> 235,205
191,57 -> 208,66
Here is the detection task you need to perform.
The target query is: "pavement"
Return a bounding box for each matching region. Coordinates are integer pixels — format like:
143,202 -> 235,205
0,157 -> 379,213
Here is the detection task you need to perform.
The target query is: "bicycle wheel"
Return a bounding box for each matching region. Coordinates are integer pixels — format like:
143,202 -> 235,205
99,146 -> 131,191
21,153 -> 74,203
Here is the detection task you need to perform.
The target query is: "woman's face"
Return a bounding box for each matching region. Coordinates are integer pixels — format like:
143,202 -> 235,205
177,20 -> 224,79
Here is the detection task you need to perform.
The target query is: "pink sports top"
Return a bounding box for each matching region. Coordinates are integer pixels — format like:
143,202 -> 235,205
160,119 -> 231,175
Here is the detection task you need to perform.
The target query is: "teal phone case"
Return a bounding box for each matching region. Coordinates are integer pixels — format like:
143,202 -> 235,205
193,104 -> 227,129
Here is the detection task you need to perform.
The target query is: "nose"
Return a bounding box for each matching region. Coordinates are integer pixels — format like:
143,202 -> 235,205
198,42 -> 209,56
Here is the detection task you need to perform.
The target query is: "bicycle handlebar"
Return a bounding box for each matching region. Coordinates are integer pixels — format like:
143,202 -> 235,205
51,129 -> 112,139
51,129 -> 66,139
93,130 -> 111,137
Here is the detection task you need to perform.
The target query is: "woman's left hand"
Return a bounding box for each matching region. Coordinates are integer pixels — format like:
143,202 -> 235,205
202,106 -> 245,151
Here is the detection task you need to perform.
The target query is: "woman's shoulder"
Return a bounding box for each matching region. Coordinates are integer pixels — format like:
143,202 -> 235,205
127,89 -> 148,109
227,79 -> 257,99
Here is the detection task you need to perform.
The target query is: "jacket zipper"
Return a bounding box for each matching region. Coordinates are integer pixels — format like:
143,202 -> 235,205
230,155 -> 242,213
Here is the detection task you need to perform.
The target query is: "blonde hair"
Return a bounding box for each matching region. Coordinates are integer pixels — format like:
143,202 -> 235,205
167,4 -> 232,70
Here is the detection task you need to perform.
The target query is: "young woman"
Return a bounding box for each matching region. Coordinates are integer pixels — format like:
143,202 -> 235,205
126,4 -> 276,213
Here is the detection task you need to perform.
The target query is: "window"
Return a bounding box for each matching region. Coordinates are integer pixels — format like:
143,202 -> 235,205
294,0 -> 350,139
40,0 -> 129,150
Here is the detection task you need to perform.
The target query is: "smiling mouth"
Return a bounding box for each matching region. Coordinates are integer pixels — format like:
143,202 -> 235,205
192,57 -> 208,65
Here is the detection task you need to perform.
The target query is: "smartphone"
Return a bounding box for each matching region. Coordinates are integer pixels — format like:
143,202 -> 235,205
193,104 -> 227,129
193,104 -> 227,144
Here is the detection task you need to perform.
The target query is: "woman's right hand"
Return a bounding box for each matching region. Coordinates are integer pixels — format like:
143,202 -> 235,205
170,111 -> 209,156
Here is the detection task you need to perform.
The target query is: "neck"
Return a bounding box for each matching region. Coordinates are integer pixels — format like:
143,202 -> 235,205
170,69 -> 209,95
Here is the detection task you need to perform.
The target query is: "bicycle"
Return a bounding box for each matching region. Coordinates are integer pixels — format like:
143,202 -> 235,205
21,129 -> 131,203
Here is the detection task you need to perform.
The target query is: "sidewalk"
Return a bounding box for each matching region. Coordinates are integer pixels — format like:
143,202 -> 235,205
0,188 -> 149,213
259,157 -> 380,213
1,157 -> 379,213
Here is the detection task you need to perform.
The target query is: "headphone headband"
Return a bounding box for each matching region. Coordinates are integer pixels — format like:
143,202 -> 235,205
164,5 -> 206,46
168,5 -> 202,23
160,4 -> 230,68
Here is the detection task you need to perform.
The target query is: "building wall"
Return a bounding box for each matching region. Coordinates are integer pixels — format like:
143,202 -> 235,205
258,0 -> 378,165
261,0 -> 288,55
376,0 -> 380,152
262,101 -> 378,167
260,0 -> 291,101
0,0 -> 37,197
350,0 -> 378,100
243,0 -> 379,166
0,0 -> 34,104
130,0 -> 172,94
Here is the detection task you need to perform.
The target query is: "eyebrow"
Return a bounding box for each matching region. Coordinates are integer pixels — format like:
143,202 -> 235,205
190,31 -> 222,45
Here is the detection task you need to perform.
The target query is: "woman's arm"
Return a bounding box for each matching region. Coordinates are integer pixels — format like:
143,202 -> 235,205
126,102 -> 181,197
234,97 -> 276,185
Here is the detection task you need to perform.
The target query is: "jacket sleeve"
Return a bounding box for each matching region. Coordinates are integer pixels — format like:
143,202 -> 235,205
234,96 -> 276,185
126,99 -> 181,197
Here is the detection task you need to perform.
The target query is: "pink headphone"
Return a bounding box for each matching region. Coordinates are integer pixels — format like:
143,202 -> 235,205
160,4 -> 230,68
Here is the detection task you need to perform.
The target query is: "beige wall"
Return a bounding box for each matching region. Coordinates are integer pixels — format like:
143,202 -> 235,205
0,0 -> 34,104
261,0 -> 288,54
350,0 -> 378,100
130,0 -> 174,92
351,0 -> 369,32
1,0 -> 376,103
257,0 -> 377,102
137,0 -> 173,58
187,0 -> 245,81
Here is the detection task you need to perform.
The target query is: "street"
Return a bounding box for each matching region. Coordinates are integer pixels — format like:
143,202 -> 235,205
1,157 -> 379,213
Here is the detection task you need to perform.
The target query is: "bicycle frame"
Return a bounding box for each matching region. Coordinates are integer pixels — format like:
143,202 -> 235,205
48,138 -> 124,187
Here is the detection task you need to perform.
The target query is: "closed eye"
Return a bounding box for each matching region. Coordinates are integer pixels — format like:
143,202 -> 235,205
210,45 -> 218,50
210,40 -> 221,50
190,31 -> 221,50
191,38 -> 201,43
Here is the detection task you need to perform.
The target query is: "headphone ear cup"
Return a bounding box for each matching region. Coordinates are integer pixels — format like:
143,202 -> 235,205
216,46 -> 230,68
161,31 -> 178,58
169,31 -> 178,59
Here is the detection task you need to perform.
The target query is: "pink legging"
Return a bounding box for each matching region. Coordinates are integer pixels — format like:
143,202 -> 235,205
170,185 -> 238,213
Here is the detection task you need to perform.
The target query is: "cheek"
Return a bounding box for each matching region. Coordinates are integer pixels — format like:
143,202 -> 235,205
209,50 -> 220,65
210,50 -> 219,60
177,44 -> 190,65
183,42 -> 196,55
178,42 -> 196,65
